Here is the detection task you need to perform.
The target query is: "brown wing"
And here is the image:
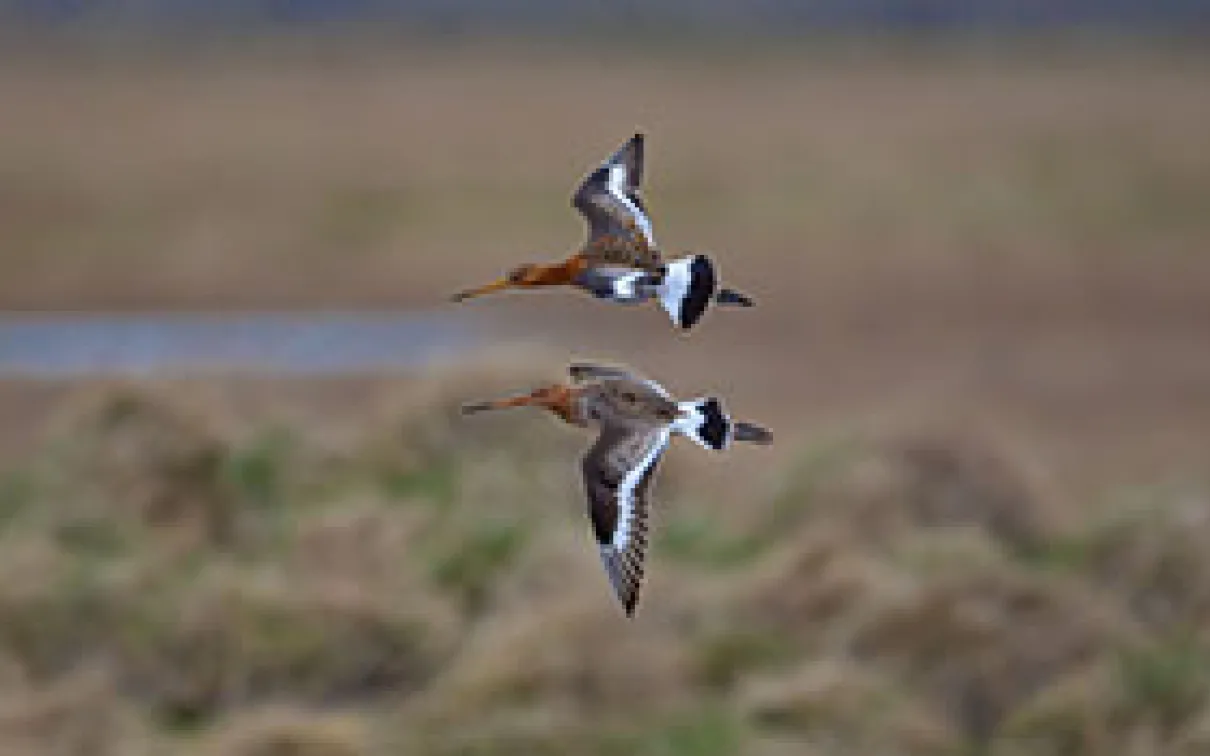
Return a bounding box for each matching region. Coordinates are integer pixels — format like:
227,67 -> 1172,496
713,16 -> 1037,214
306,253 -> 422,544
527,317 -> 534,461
571,133 -> 663,271
569,362 -> 646,385
569,365 -> 678,411
581,423 -> 671,617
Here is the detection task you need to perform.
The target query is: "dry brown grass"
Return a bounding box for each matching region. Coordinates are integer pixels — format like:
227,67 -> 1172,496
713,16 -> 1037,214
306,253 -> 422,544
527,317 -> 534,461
0,366 -> 1205,754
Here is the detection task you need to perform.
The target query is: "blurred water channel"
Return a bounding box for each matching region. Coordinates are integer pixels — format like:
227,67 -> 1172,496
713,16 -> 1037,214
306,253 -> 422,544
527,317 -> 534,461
0,311 -> 484,377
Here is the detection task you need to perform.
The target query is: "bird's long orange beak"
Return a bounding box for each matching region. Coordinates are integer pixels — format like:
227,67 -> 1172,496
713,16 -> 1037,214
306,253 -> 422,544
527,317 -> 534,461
450,278 -> 512,303
460,392 -> 539,415
462,384 -> 575,423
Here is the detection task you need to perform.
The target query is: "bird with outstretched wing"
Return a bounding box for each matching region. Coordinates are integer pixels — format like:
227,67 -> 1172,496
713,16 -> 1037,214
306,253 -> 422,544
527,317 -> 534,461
450,133 -> 754,331
460,361 -> 773,616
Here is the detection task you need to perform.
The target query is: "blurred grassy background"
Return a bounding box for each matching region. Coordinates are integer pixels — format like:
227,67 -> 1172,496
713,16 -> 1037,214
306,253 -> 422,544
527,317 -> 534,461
1,26 -> 1210,755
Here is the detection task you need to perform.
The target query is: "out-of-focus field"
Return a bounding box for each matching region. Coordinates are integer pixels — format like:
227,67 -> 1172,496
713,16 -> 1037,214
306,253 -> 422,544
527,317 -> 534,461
2,42 -> 1210,754
2,44 -> 1210,489
2,360 -> 1210,755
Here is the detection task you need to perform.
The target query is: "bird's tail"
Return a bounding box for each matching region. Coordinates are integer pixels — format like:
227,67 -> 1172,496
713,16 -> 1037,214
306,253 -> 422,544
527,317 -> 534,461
673,397 -> 773,451
657,255 -> 717,330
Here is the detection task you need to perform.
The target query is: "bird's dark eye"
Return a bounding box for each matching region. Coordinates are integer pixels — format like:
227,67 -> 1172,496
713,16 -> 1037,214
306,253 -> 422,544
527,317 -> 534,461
621,391 -> 638,402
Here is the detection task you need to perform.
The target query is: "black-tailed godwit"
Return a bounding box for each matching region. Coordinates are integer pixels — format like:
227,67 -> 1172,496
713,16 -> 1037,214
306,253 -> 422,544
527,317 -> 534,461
451,133 -> 753,330
460,361 -> 771,616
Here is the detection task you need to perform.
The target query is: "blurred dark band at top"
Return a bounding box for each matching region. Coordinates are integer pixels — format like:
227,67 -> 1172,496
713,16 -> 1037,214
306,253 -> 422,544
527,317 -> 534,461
3,0 -> 1208,34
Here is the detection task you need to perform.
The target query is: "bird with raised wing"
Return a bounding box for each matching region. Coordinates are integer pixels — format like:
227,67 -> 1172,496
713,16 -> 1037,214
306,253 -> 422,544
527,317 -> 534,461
460,362 -> 772,616
450,133 -> 754,330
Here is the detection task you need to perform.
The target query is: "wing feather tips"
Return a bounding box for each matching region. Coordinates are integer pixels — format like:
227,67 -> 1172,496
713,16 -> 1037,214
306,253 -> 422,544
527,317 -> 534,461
623,590 -> 640,618
626,132 -> 645,186
599,546 -> 643,617
583,425 -> 667,617
603,133 -> 643,187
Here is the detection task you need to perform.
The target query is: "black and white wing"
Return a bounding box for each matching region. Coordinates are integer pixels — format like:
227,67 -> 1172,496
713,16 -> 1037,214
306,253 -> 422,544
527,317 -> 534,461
572,133 -> 660,259
581,422 -> 671,617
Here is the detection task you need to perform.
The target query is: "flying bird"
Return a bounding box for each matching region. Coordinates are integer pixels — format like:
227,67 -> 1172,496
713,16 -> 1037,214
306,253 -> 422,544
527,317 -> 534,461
460,362 -> 772,616
451,133 -> 754,330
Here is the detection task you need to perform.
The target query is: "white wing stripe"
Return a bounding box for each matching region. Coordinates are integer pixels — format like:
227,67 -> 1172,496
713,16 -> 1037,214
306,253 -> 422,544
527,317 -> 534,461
641,378 -> 672,400
607,162 -> 657,249
611,426 -> 670,551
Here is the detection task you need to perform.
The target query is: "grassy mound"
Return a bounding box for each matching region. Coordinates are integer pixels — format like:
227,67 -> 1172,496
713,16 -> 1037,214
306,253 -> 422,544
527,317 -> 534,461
0,366 -> 1207,755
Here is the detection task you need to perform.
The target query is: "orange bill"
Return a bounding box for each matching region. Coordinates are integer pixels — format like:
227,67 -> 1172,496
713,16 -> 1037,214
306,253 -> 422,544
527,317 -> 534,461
450,278 -> 511,302
459,392 -> 539,415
